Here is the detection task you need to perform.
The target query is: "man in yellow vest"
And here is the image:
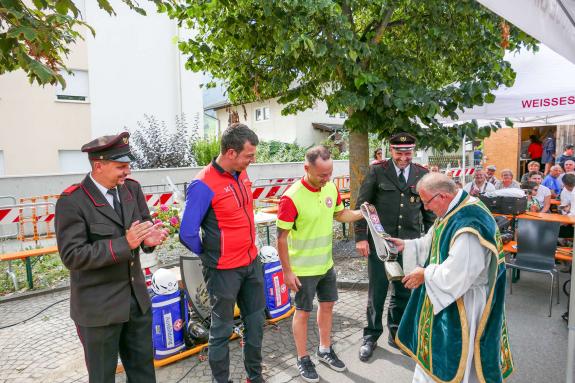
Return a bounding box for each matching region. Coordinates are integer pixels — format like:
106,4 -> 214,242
276,146 -> 363,383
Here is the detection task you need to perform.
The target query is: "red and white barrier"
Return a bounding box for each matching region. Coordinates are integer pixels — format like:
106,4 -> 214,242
447,168 -> 475,177
0,209 -> 54,225
252,178 -> 298,200
0,208 -> 20,224
145,193 -> 176,209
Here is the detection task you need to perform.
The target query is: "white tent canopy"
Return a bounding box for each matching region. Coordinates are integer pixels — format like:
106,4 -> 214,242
478,0 -> 575,65
449,45 -> 575,125
472,2 -> 575,382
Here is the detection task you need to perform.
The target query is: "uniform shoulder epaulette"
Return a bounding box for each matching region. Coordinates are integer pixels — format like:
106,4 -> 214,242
412,163 -> 428,170
376,160 -> 390,167
62,184 -> 80,195
125,177 -> 140,184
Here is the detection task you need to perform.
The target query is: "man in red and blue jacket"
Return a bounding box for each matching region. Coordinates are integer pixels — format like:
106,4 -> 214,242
180,123 -> 265,383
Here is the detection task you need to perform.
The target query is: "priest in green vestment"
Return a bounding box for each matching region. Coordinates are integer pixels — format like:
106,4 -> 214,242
389,172 -> 513,383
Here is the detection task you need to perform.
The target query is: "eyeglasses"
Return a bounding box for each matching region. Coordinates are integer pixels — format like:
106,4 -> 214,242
421,193 -> 441,205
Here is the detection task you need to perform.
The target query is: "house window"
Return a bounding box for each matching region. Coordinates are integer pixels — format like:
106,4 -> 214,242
328,112 -> 347,118
55,69 -> 89,102
255,106 -> 271,121
339,112 -> 348,118
59,150 -> 91,173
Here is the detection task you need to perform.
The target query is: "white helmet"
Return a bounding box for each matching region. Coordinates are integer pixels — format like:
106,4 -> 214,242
151,268 -> 179,295
259,246 -> 279,263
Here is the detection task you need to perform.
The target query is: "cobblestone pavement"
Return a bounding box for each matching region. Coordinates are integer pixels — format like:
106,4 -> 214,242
0,286 -> 368,382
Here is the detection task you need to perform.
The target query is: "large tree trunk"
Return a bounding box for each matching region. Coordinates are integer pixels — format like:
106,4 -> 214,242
348,130 -> 369,238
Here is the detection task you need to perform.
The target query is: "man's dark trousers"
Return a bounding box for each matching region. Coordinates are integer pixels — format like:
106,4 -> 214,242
75,293 -> 156,383
204,259 -> 266,383
363,237 -> 410,343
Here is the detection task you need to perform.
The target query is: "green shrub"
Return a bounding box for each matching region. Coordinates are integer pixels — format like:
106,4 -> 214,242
192,136 -> 221,166
0,253 -> 69,295
256,141 -> 308,163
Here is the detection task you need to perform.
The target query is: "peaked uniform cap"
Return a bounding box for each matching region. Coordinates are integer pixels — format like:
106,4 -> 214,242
389,132 -> 416,152
81,132 -> 135,163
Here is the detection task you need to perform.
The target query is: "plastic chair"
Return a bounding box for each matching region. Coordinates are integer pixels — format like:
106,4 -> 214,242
506,219 -> 561,317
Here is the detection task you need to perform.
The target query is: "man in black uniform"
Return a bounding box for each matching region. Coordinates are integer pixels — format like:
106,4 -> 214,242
55,132 -> 168,383
355,132 -> 435,362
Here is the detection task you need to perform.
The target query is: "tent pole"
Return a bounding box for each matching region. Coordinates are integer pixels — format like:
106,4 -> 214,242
567,246 -> 575,383
461,135 -> 466,184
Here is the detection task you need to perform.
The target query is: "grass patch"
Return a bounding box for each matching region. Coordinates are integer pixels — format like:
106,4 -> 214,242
0,253 -> 69,296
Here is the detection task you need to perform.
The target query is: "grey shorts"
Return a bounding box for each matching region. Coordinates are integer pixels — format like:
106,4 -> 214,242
294,267 -> 338,312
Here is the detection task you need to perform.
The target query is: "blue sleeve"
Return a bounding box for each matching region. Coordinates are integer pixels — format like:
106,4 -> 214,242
179,180 -> 214,254
542,177 -> 555,192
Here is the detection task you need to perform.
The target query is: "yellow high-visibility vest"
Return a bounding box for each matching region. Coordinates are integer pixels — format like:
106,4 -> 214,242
276,180 -> 343,276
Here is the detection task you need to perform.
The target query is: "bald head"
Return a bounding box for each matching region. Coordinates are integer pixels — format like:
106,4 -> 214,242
550,165 -> 562,177
416,172 -> 458,195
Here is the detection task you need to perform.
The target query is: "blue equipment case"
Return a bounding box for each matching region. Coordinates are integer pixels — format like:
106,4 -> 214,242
151,290 -> 188,359
262,260 -> 291,318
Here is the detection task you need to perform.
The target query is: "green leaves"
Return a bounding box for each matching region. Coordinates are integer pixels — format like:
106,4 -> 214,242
7,27 -> 37,41
156,0 -> 537,151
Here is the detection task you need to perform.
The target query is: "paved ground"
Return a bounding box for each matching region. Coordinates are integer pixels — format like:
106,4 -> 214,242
0,268 -> 572,382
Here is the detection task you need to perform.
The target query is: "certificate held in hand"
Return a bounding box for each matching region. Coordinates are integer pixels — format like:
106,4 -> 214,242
360,202 -> 405,281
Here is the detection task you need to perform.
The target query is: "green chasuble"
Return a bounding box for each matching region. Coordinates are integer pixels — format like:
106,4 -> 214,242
396,192 -> 514,383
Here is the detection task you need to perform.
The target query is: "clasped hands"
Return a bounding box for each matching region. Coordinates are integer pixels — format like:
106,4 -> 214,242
126,220 -> 169,249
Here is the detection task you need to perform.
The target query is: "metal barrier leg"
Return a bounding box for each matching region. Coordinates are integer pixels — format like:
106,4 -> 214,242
25,257 -> 33,289
6,261 -> 18,290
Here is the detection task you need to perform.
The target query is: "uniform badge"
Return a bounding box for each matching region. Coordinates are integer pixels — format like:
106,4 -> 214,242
325,196 -> 333,208
410,196 -> 415,203
123,137 -> 129,144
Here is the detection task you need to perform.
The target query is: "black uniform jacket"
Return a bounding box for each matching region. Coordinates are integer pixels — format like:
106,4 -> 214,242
55,175 -> 154,327
355,160 -> 435,242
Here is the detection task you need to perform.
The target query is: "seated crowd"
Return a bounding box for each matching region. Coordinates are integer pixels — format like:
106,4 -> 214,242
429,158 -> 575,215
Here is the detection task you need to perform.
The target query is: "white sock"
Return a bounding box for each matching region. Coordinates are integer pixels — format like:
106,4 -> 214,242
319,345 -> 331,353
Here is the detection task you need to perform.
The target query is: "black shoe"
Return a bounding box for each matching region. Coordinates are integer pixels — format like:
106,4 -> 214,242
317,346 -> 347,372
297,355 -> 319,383
359,339 -> 377,362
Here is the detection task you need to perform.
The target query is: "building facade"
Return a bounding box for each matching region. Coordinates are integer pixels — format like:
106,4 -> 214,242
208,97 -> 347,148
0,0 -> 203,176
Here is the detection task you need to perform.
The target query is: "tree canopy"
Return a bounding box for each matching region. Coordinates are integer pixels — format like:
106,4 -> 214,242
160,0 -> 537,152
0,0 -> 147,86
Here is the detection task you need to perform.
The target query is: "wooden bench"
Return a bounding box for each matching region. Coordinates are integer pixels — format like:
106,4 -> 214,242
0,246 -> 59,290
260,206 -> 279,214
502,241 -> 572,262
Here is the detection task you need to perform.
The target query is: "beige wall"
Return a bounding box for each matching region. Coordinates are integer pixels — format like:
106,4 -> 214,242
295,103 -> 345,146
483,128 -> 520,179
0,39 -> 91,175
214,98 -> 345,147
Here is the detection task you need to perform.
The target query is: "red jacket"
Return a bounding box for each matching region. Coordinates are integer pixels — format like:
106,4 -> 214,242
180,160 -> 257,269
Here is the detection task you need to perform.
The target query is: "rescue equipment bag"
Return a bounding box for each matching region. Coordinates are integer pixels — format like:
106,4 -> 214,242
151,289 -> 188,359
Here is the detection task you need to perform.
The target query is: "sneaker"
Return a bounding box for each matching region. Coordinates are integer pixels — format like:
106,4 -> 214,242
297,355 -> 319,383
316,346 -> 347,372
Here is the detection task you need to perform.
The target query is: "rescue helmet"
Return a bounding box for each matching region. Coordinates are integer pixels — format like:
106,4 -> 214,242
259,245 -> 279,263
185,320 -> 209,347
151,268 -> 178,295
